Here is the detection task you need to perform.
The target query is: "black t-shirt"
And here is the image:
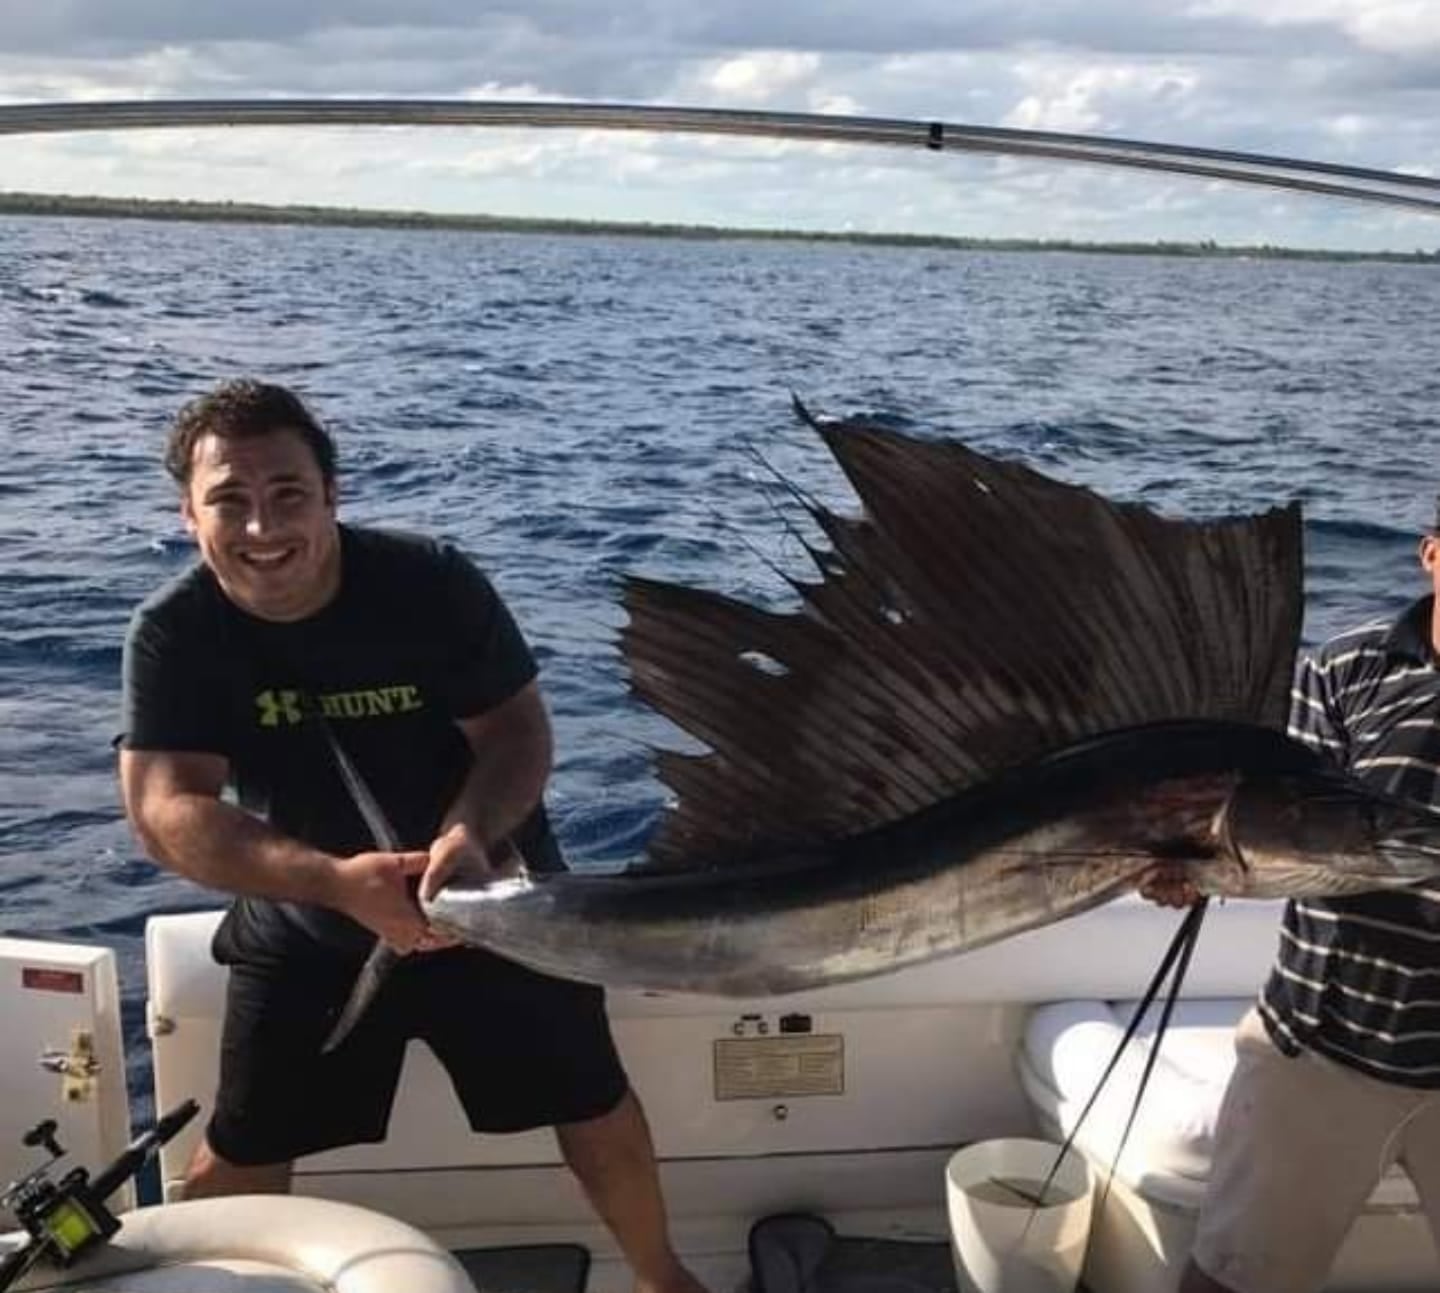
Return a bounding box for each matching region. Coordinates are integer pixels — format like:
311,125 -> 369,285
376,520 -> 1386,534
120,524 -> 560,956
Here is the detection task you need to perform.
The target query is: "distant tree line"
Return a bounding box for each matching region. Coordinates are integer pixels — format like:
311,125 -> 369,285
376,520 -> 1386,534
1,190 -> 1437,263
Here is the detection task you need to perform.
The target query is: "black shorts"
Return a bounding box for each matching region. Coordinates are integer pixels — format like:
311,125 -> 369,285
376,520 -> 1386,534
206,939 -> 629,1166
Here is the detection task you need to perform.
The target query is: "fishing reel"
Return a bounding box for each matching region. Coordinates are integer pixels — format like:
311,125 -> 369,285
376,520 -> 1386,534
0,1099 -> 199,1291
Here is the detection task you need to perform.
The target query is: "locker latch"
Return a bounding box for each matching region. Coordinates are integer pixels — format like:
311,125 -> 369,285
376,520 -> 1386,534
39,1031 -> 100,1102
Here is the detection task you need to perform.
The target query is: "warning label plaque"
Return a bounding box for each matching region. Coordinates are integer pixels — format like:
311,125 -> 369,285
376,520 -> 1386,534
713,1033 -> 844,1100
21,967 -> 85,994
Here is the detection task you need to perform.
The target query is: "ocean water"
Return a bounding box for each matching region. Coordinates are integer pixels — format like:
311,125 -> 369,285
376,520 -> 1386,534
1,214 -> 1437,1125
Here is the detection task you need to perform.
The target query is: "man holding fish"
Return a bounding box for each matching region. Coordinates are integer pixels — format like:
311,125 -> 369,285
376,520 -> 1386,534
121,379 -> 1440,1293
117,378 -> 707,1293
1147,505 -> 1440,1293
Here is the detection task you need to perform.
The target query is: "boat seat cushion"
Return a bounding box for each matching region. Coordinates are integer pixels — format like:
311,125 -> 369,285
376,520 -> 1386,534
4,1195 -> 475,1292
1018,998 -> 1419,1210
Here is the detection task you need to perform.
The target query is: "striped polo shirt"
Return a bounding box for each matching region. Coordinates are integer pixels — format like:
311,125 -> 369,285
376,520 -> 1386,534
1259,594 -> 1440,1087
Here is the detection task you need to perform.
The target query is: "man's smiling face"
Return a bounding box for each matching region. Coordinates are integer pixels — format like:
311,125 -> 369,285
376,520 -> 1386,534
182,427 -> 341,622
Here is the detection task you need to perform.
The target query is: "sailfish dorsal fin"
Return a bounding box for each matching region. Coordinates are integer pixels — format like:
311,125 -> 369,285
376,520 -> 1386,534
622,402 -> 1303,871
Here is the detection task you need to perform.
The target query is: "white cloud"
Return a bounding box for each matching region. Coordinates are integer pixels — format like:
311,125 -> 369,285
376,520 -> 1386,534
1345,2 -> 1440,52
1003,58 -> 1201,134
809,90 -> 862,116
1324,112 -> 1372,141
1189,0 -> 1440,53
457,81 -> 556,101
704,51 -> 822,103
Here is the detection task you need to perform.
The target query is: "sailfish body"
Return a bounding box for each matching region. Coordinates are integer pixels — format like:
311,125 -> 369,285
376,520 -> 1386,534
422,406 -> 1440,995
429,722 -> 1440,995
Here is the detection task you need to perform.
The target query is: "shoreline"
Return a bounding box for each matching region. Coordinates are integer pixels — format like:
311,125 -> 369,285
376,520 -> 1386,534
2,190 -> 1437,263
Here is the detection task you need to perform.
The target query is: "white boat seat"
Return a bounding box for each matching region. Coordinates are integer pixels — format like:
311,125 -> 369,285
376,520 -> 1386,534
1019,997 -> 1418,1209
1019,998 -> 1431,1292
3,1195 -> 476,1292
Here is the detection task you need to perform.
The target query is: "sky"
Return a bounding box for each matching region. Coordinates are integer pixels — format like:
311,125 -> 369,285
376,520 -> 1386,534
3,1 -> 1440,250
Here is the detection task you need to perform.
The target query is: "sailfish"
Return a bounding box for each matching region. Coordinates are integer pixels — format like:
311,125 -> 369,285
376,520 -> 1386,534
417,399 -> 1440,993
324,399 -> 1440,1052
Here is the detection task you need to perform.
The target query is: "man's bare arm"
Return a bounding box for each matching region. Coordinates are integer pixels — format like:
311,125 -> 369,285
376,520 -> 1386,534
120,748 -> 435,948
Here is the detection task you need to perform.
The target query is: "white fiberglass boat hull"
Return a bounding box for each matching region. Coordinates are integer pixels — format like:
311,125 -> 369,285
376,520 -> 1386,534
4,896 -> 1433,1291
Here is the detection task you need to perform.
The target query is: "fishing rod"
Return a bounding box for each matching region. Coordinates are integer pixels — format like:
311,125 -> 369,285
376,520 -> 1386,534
0,1101 -> 199,1291
3,98 -> 1440,214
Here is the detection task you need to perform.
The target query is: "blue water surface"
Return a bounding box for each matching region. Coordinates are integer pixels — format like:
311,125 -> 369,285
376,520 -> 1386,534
1,214 -> 1437,1126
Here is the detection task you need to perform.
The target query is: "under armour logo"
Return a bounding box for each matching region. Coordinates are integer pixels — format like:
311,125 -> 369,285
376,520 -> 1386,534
256,689 -> 305,727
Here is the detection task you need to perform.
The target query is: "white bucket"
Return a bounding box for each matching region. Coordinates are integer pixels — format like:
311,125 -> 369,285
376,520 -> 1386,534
946,1138 -> 1095,1293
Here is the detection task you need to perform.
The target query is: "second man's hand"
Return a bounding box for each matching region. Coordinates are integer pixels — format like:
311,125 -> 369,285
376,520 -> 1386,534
420,821 -> 522,904
1138,861 -> 1203,909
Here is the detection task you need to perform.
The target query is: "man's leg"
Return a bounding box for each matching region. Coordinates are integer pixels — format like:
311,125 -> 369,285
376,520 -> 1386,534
182,1135 -> 292,1197
1189,1010 -> 1407,1293
1395,1095 -> 1440,1260
555,1088 -> 707,1293
200,954 -> 404,1194
424,951 -> 708,1292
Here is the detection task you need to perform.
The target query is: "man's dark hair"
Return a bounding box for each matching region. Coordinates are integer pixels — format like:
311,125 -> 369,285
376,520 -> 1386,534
1434,492 -> 1440,534
165,379 -> 338,487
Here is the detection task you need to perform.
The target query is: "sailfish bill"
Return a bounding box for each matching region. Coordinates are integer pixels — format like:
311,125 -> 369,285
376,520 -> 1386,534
421,401 -> 1440,991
